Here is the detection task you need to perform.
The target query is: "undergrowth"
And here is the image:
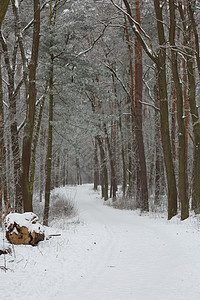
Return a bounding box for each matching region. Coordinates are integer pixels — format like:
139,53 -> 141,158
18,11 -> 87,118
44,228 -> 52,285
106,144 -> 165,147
33,188 -> 78,226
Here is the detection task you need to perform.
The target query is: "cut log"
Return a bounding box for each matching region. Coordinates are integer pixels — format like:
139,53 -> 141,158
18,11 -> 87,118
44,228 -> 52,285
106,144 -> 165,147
5,212 -> 45,246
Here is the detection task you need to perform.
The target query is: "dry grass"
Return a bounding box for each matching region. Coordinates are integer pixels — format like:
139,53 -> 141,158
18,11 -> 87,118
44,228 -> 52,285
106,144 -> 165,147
107,197 -> 137,211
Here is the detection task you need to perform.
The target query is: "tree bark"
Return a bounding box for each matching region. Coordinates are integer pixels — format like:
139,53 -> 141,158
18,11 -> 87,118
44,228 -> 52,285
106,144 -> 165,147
97,136 -> 108,201
21,0 -> 40,212
154,84 -> 162,205
178,2 -> 200,213
43,46 -> 53,225
39,129 -> 46,202
134,0 -> 148,211
153,0 -> 177,219
118,100 -> 126,197
169,0 -> 188,220
0,53 -> 7,210
94,137 -> 99,190
104,123 -> 117,200
186,44 -> 200,213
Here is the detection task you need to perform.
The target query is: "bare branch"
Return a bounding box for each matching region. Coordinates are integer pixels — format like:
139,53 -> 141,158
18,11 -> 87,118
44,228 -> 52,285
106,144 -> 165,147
22,1 -> 48,34
17,118 -> 25,133
138,100 -> 160,111
103,62 -> 130,98
143,79 -> 156,104
76,24 -> 108,57
12,78 -> 24,100
2,78 -> 9,87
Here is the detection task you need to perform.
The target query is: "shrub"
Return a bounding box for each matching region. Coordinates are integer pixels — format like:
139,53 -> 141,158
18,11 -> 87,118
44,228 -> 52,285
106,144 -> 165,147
49,191 -> 77,221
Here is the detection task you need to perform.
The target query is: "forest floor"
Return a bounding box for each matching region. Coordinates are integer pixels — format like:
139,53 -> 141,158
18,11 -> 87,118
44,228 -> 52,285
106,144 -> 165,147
1,184 -> 200,300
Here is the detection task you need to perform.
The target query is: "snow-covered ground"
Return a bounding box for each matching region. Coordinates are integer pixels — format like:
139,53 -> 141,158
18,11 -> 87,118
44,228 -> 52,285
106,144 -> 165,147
1,184 -> 200,300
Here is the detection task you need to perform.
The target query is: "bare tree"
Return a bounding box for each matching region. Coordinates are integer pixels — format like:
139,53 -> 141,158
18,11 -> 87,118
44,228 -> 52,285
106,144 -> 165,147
169,0 -> 188,220
21,0 -> 40,212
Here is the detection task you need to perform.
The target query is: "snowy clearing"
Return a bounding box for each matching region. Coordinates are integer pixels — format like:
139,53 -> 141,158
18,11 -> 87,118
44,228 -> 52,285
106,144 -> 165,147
1,184 -> 200,300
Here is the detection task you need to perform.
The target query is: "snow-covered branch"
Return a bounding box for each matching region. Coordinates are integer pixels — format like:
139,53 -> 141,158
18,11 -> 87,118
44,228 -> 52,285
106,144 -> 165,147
76,24 -> 108,57
103,63 -> 130,98
110,0 -> 158,64
138,100 -> 160,112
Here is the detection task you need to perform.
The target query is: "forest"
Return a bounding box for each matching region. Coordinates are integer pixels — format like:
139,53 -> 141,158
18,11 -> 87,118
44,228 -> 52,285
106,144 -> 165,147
0,0 -> 200,225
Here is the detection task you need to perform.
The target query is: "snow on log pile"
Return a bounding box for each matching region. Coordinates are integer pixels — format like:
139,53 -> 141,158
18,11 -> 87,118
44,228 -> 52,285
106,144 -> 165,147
5,212 -> 45,246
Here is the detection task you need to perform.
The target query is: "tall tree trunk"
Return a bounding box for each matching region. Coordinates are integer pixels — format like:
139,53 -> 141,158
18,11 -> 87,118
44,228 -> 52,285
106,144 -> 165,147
21,0 -> 40,212
186,43 -> 200,213
154,0 -> 177,219
39,128 -> 46,202
134,0 -> 148,212
178,2 -> 200,213
103,123 -> 117,200
123,15 -> 134,199
187,0 -> 200,78
55,153 -> 60,188
154,84 -> 162,205
94,137 -> 99,190
169,0 -> 188,220
30,93 -> 46,196
97,136 -> 108,200
43,52 -> 53,226
76,156 -> 82,185
171,84 -> 176,163
118,100 -> 126,197
0,53 -> 7,210
111,63 -> 118,200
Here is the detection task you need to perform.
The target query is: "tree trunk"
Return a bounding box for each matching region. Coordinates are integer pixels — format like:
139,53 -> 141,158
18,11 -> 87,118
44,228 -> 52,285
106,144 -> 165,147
154,0 -> 177,219
97,136 -> 108,200
169,0 -> 188,220
132,0 -> 148,211
104,123 -> 117,200
118,101 -> 126,197
154,84 -> 162,205
43,52 -> 54,226
76,156 -> 82,185
94,137 -> 99,190
30,93 -> 46,196
21,0 -> 40,212
39,128 -> 46,202
178,2 -> 200,213
0,53 -> 7,210
186,45 -> 200,213
171,84 -> 176,163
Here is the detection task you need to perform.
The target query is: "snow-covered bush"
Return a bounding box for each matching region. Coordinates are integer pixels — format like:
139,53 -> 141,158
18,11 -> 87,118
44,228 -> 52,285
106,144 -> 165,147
49,191 -> 77,220
109,197 -> 137,211
33,187 -> 78,226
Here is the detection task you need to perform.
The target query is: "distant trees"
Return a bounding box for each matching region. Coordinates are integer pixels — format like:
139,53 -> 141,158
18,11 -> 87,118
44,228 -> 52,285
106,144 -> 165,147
0,0 -> 200,223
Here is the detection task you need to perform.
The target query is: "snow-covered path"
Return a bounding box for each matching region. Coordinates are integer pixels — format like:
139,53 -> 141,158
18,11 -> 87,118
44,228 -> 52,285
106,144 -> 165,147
1,184 -> 200,300
70,185 -> 200,300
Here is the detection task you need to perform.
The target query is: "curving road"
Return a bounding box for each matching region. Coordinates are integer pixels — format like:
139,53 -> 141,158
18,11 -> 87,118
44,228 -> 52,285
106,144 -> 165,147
65,185 -> 200,300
